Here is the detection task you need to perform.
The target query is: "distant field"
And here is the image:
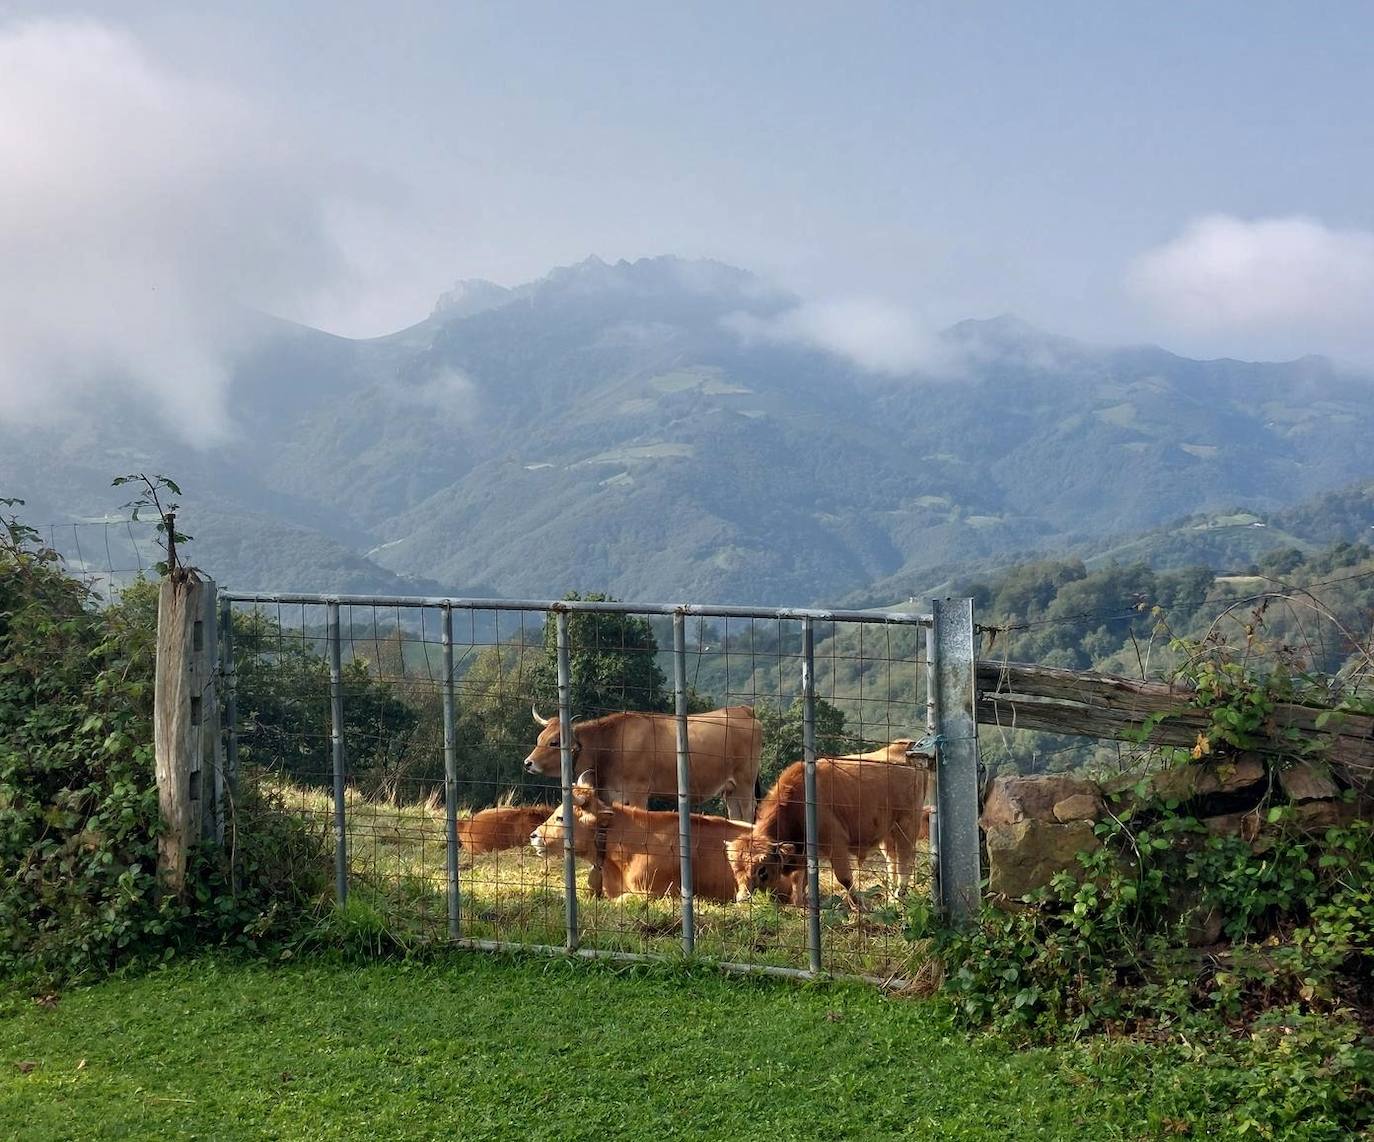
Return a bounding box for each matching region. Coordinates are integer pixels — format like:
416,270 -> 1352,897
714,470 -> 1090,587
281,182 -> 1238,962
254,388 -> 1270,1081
1,956 -> 1232,1140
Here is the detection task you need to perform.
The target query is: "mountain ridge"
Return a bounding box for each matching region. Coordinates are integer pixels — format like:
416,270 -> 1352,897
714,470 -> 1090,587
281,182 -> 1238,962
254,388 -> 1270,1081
2,254 -> 1371,604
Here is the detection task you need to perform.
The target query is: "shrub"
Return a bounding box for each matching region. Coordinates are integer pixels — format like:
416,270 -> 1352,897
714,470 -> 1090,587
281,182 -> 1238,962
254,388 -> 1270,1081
0,502 -> 330,984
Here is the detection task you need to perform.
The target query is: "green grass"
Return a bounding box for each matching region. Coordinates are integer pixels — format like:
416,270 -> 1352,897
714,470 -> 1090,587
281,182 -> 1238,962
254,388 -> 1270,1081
2,955 -> 1237,1140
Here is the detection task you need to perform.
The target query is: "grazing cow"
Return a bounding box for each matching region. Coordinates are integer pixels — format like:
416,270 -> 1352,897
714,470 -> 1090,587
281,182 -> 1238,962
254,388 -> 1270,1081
457,804 -> 558,856
725,757 -> 928,911
530,778 -> 795,903
523,705 -> 763,821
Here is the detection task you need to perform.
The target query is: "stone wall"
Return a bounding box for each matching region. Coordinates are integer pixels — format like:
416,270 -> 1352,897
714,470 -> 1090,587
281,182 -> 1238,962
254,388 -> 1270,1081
979,758 -> 1361,901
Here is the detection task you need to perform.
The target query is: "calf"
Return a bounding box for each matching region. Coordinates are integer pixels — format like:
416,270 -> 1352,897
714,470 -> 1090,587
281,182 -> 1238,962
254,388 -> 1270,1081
457,804 -> 558,857
725,757 -> 928,911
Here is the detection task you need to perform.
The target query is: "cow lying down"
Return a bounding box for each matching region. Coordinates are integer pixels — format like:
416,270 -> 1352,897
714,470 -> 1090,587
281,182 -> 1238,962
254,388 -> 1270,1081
530,778 -> 797,904
725,756 -> 928,911
457,803 -> 559,857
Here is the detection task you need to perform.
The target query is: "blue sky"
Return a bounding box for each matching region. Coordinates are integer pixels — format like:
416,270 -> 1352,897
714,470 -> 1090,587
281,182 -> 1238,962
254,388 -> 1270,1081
1,0 -> 1371,417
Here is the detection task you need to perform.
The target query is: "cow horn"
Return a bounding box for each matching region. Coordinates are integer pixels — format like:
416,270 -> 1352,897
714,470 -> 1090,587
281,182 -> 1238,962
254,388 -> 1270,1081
575,769 -> 595,788
531,705 -> 550,727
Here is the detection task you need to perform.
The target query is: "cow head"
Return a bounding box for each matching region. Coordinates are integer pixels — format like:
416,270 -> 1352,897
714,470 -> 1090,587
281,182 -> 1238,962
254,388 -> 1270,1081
523,706 -> 583,777
529,773 -> 604,858
903,739 -> 934,769
724,833 -> 801,903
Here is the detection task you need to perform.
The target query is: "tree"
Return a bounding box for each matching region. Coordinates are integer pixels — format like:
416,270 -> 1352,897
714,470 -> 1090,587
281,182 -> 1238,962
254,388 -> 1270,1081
755,696 -> 850,789
232,610 -> 420,797
525,593 -> 669,718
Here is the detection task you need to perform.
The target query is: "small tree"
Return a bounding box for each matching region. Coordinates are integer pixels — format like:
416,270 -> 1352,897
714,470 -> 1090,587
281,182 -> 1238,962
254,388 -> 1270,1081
756,696 -> 850,789
111,473 -> 192,579
526,593 -> 669,718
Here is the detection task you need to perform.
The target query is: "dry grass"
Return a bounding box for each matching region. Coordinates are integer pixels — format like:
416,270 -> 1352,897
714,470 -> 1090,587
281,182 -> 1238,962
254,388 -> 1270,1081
262,775 -> 937,980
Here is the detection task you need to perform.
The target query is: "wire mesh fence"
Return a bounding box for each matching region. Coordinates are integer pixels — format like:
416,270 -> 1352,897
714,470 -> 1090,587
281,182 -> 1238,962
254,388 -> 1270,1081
30,518 -> 162,598
221,592 -> 956,979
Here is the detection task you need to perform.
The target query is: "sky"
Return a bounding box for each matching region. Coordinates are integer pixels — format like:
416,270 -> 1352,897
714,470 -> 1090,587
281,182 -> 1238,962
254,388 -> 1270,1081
2,1 -> 1373,433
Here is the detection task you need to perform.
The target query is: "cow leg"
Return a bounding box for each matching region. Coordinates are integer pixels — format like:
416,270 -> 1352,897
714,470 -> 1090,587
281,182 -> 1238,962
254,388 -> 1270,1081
723,785 -> 756,822
827,846 -> 864,913
881,833 -> 914,897
880,840 -> 900,893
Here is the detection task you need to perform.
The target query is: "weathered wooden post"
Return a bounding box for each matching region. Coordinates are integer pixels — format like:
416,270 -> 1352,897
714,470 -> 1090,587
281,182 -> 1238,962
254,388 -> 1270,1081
154,571 -> 220,896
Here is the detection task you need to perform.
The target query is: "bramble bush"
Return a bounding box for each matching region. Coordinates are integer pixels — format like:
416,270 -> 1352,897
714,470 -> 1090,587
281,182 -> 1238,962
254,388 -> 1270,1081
932,629 -> 1374,1136
0,500 -> 329,985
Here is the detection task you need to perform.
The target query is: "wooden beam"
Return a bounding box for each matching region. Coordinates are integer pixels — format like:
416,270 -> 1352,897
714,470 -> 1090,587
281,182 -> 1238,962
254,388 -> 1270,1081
975,659 -> 1374,771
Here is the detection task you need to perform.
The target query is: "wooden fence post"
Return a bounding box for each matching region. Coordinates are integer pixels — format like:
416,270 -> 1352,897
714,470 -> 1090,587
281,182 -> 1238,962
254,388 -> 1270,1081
154,572 -> 220,896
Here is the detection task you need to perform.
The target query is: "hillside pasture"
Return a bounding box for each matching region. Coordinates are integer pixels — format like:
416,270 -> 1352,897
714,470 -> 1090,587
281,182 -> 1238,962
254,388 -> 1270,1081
270,778 -> 934,981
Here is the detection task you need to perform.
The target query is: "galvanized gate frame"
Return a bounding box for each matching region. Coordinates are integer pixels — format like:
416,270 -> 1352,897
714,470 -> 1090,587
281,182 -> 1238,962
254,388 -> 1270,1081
217,591 -> 982,978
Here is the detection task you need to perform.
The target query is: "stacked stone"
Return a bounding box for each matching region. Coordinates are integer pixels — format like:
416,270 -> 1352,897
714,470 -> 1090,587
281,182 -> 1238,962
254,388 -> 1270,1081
979,760 -> 1361,901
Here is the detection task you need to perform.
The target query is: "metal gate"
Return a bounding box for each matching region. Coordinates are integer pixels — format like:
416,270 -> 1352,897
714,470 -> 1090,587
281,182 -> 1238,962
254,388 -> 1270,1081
219,591 -> 980,981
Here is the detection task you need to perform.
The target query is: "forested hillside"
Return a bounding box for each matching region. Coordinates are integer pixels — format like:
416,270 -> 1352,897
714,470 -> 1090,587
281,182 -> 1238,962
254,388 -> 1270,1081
5,256 -> 1374,603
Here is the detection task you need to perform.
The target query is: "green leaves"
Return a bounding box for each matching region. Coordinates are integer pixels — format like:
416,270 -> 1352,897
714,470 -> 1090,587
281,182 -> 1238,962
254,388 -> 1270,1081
112,473 -> 192,577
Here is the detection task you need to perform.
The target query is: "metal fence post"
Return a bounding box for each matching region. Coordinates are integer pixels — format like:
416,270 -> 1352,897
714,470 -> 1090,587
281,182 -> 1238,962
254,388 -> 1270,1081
326,600 -> 349,906
800,617 -> 823,975
555,610 -> 579,951
930,597 -> 980,923
924,622 -> 941,910
672,611 -> 695,956
199,582 -> 223,847
219,594 -> 239,806
442,605 -> 461,939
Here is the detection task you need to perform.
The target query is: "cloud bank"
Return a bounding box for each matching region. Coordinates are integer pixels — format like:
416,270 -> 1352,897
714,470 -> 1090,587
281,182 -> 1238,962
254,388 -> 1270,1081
0,20 -> 355,440
728,297 -> 944,376
1128,215 -> 1374,360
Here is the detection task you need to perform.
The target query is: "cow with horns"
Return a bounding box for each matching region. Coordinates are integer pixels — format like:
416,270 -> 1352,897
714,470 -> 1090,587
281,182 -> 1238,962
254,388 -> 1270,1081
523,705 -> 764,821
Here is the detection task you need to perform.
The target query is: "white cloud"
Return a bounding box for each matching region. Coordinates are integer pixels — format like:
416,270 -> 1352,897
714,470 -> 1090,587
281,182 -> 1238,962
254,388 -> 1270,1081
727,296 -> 944,375
1127,215 -> 1374,359
390,368 -> 481,422
0,20 -> 363,441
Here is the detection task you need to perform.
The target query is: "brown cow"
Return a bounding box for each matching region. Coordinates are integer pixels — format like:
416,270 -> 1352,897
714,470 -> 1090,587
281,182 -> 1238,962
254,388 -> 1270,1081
457,804 -> 558,857
530,779 -> 795,903
523,705 -> 763,820
725,757 -> 928,911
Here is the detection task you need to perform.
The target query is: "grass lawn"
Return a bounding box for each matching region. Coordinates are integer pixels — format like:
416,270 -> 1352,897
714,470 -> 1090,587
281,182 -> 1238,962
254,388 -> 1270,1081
3,953 -> 1236,1141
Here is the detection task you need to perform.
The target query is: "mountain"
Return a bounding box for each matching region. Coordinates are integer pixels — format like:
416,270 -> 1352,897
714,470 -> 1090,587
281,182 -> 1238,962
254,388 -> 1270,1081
2,255 -> 1373,604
